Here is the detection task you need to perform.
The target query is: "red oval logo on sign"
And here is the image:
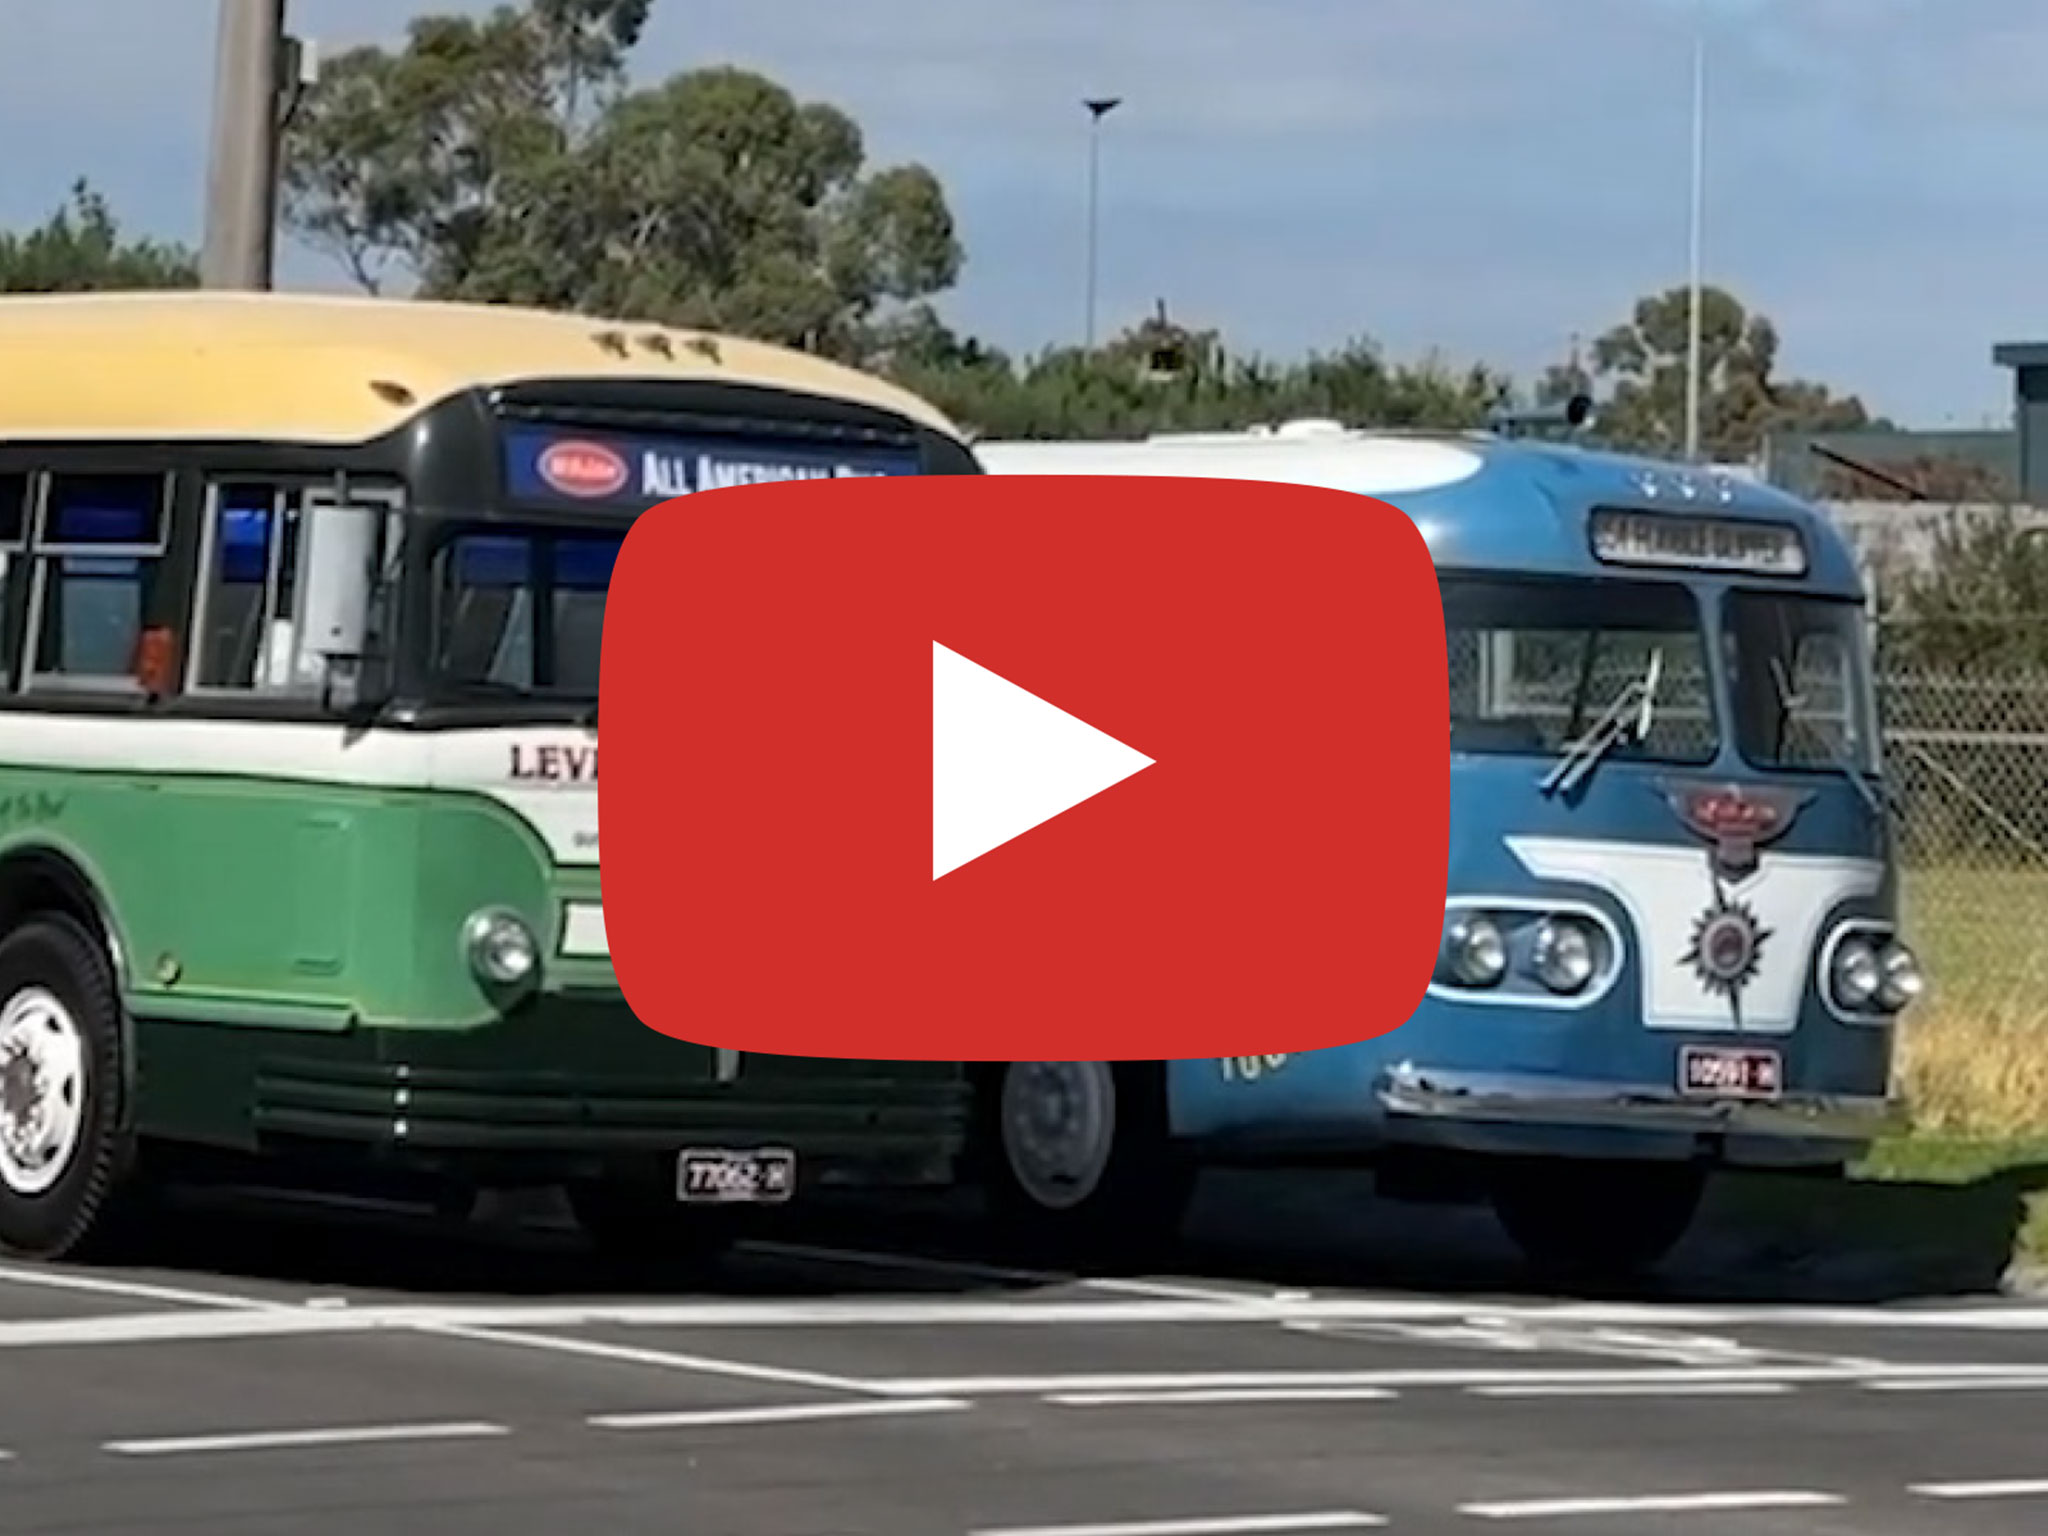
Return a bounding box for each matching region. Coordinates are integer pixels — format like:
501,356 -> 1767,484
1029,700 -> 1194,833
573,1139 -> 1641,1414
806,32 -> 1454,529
537,440 -> 630,499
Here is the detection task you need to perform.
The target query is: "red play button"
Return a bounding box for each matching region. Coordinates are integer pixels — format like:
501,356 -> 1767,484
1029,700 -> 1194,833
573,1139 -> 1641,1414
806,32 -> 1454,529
601,471 -> 1446,1060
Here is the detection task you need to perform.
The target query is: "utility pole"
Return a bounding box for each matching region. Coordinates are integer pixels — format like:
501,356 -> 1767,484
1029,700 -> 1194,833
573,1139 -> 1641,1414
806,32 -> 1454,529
1683,29 -> 1706,461
201,0 -> 289,289
1083,97 -> 1121,350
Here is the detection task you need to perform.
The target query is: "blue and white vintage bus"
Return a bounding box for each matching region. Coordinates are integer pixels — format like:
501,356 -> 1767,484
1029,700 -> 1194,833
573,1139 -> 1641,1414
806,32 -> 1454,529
969,417 -> 1923,1278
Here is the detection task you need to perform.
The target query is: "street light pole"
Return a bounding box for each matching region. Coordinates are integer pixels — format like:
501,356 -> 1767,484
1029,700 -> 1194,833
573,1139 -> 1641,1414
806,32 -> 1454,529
201,0 -> 288,290
1083,97 -> 1121,350
1683,29 -> 1706,461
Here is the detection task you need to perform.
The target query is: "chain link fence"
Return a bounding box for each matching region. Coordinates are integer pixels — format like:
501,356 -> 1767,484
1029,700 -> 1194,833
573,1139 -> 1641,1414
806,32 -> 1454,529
1877,630 -> 2048,1134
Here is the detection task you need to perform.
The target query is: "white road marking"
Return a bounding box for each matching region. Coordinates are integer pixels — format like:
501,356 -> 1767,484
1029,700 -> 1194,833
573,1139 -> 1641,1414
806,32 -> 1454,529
1048,1388 -> 1399,1407
744,1239 -> 1068,1288
742,1239 -> 1292,1307
1467,1382 -> 1796,1399
416,1320 -> 890,1397
589,1397 -> 969,1430
10,1288 -> 2048,1340
0,1263 -> 288,1313
1458,1490 -> 1844,1519
1911,1479 -> 2048,1500
1865,1375 -> 2048,1393
104,1421 -> 511,1457
971,1513 -> 1387,1536
9,1293 -> 2048,1340
0,1309 -> 381,1347
1285,1315 -> 1884,1372
858,1363 -> 2044,1397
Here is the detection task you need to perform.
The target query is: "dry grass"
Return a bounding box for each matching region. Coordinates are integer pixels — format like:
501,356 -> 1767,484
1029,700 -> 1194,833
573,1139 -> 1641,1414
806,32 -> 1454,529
1896,865 -> 2048,1138
1896,1001 -> 2048,1138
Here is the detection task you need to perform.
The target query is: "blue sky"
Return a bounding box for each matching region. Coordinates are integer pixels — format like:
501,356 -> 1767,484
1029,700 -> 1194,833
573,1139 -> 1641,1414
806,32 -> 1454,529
3,0 -> 2039,426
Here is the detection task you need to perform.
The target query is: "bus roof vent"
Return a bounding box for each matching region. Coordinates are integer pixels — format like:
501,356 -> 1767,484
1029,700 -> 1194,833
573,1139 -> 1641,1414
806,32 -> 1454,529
1271,418 -> 1351,439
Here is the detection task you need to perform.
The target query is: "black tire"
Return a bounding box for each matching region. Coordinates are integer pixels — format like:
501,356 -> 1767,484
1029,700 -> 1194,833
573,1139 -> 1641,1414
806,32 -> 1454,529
980,1061 -> 1195,1266
0,913 -> 136,1261
1489,1156 -> 1707,1283
565,1178 -> 752,1272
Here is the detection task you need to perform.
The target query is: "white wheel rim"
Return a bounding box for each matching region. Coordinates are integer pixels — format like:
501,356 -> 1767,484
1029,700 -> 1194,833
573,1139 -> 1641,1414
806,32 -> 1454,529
0,986 -> 88,1197
1000,1061 -> 1115,1211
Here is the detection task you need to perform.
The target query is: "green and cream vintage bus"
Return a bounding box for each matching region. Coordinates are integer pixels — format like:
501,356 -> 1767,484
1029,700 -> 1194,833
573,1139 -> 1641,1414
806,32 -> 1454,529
0,290 -> 982,1262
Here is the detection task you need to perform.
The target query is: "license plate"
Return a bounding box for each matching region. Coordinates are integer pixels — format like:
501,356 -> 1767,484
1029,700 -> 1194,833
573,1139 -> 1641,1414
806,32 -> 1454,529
1679,1045 -> 1783,1099
676,1147 -> 797,1204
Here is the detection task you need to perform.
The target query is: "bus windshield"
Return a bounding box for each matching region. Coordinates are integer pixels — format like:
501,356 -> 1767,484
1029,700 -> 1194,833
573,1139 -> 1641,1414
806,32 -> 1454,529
1444,572 -> 1716,764
1723,590 -> 1880,776
429,525 -> 619,699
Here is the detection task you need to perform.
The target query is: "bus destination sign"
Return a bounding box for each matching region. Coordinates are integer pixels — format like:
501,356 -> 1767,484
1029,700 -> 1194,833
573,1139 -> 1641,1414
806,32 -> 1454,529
1590,507 -> 1808,577
503,425 -> 924,510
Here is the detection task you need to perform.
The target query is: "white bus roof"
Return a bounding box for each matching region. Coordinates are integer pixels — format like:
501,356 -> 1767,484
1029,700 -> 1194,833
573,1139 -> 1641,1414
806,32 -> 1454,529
972,424 -> 1488,498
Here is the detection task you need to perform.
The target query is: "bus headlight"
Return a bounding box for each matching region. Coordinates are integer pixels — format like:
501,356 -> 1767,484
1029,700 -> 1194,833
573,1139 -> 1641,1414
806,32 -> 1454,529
1877,941 -> 1924,1011
1530,917 -> 1598,994
1442,914 -> 1508,988
463,908 -> 540,988
1829,936 -> 1882,1011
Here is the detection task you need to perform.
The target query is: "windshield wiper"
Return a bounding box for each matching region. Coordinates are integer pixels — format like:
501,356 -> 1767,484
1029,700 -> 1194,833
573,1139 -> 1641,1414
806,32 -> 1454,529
1767,659 -> 1894,820
1540,648 -> 1663,797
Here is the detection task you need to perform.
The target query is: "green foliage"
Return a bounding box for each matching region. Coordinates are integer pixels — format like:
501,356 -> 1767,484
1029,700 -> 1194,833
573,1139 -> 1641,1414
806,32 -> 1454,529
0,180 -> 197,292
1569,284 -> 1873,461
887,306 -> 1510,440
277,0 -> 959,363
0,22 -> 1926,466
1882,505 -> 2048,671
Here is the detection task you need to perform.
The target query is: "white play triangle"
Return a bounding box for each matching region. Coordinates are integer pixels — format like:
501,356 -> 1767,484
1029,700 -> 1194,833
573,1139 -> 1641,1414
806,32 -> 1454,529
932,641 -> 1156,880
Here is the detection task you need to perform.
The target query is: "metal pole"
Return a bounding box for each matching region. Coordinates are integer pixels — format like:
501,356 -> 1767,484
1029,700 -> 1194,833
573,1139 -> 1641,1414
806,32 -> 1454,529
1683,31 -> 1705,461
1083,98 -> 1120,349
201,0 -> 287,290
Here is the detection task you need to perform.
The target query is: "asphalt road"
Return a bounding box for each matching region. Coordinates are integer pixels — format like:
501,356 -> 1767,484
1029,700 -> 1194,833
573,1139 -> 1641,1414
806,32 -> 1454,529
3,1173 -> 2047,1536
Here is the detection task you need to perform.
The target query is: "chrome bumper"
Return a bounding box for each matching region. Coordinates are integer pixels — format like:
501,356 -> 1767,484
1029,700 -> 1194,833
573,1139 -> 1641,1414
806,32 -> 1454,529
1375,1062 -> 1902,1142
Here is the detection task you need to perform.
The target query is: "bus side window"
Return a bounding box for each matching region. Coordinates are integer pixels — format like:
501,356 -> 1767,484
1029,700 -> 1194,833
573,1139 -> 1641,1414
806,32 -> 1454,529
25,472 -> 171,690
194,483 -> 302,692
0,473 -> 27,687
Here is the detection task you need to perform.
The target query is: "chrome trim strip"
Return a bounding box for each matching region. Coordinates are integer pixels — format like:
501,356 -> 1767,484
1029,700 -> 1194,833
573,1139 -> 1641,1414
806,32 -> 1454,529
1376,1062 -> 1901,1141
1426,895 -> 1625,1011
1815,917 -> 1898,1028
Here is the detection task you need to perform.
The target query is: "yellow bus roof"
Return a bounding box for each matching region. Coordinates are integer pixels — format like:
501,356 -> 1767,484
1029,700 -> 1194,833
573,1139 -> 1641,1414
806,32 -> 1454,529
0,290 -> 965,445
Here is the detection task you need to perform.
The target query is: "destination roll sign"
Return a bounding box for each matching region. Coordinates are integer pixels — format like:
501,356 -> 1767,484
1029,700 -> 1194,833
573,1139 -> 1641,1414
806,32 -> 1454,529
502,424 -> 925,511
1589,507 -> 1808,577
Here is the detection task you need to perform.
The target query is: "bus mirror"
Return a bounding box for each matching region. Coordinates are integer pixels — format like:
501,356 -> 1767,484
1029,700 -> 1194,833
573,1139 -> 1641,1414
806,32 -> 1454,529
299,501 -> 381,663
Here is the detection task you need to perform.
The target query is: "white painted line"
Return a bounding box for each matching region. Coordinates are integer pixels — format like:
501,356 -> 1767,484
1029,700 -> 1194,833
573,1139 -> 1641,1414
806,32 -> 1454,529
1865,1376 -> 2048,1393
1468,1382 -> 1795,1400
970,1513 -> 1386,1536
1459,1490 -> 1844,1520
104,1421 -> 511,1457
1911,1479 -> 2048,1500
590,1397 -> 969,1430
1078,1276 -> 1291,1306
1048,1389 -> 1398,1407
0,1263 -> 287,1313
0,1309 -> 385,1348
417,1320 -> 891,1397
858,1364 -> 2028,1397
10,1291 -> 2048,1341
745,1239 -> 1068,1288
741,1240 -> 1300,1307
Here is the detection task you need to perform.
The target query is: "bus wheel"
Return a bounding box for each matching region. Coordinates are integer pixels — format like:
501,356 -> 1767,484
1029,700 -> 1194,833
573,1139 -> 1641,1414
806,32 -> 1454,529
983,1061 -> 1194,1265
1488,1157 -> 1706,1283
565,1178 -> 750,1271
0,914 -> 133,1260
